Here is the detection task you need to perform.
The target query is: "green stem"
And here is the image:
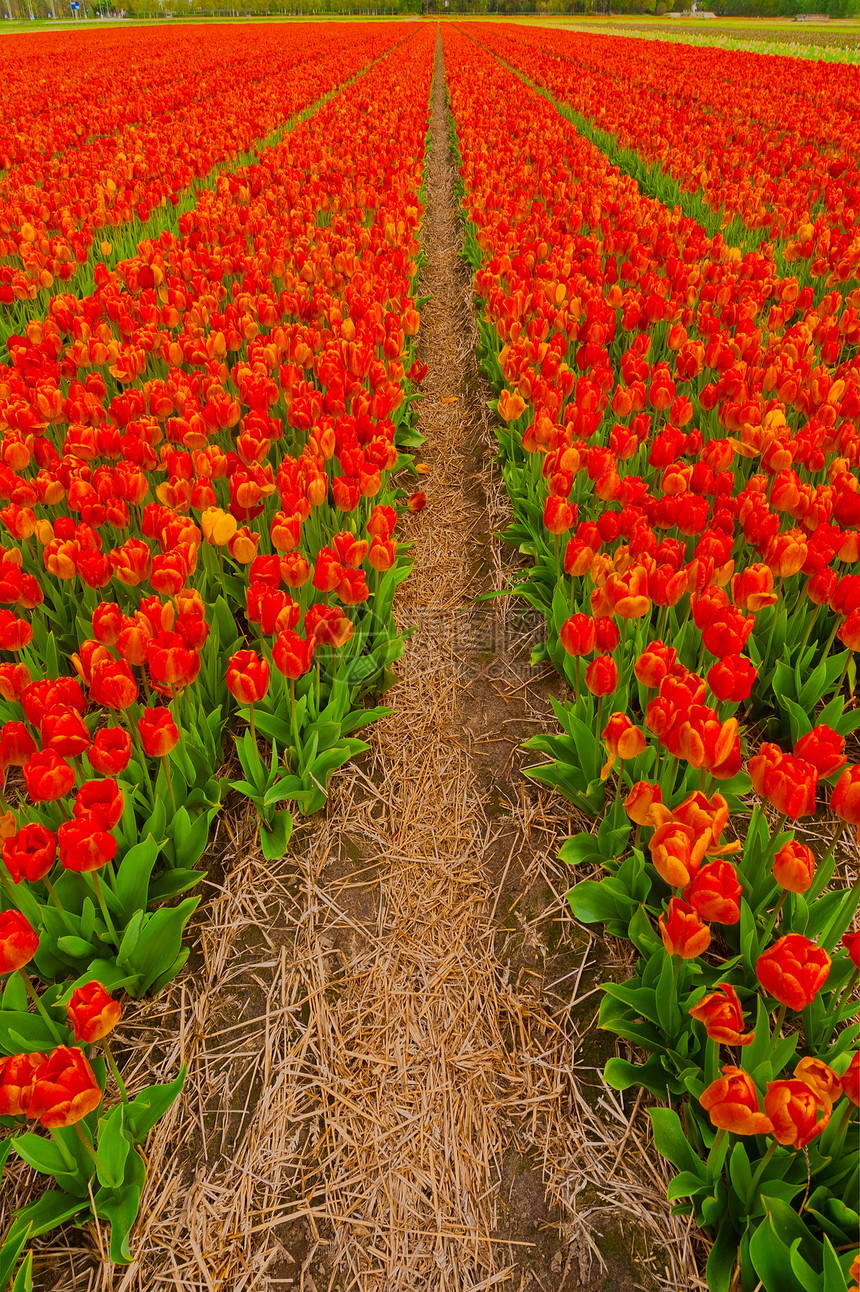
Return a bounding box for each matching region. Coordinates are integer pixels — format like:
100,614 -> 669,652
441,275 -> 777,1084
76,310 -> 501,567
101,1037 -> 129,1106
49,1128 -> 80,1176
17,968 -> 65,1043
162,758 -> 177,815
746,1138 -> 779,1212
72,1121 -> 104,1178
91,873 -> 119,947
759,890 -> 788,946
42,876 -> 77,935
799,599 -> 821,655
762,1002 -> 788,1065
706,1126 -> 727,1174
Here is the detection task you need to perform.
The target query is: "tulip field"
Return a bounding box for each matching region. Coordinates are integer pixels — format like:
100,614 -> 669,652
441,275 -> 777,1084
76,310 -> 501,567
0,16 -> 858,1292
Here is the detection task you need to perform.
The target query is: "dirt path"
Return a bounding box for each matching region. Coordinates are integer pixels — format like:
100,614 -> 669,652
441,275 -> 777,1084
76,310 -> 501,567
21,33 -> 705,1292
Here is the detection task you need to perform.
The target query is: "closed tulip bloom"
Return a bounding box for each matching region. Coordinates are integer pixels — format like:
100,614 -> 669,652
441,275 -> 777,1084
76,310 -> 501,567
594,616 -> 620,652
39,705 -> 91,759
0,721 -> 37,768
89,727 -> 132,776
368,538 -> 397,572
0,910 -> 40,974
90,658 -> 138,711
273,630 -> 315,680
74,779 -> 124,831
584,655 -> 618,698
138,707 -> 180,759
544,495 -> 575,535
280,552 -> 312,589
794,726 -> 847,779
700,1065 -> 773,1135
2,823 -> 57,884
689,983 -> 754,1046
707,655 -> 758,704
91,601 -> 123,647
201,507 -> 238,547
634,641 -> 677,689
559,613 -> 596,657
0,1050 -> 46,1116
650,822 -> 709,888
58,814 -> 117,874
756,934 -> 831,1010
731,564 -> 778,611
830,765 -> 860,826
226,651 -> 270,705
146,633 -> 200,692
625,781 -> 663,827
842,930 -> 860,969
794,1057 -> 842,1106
843,1053 -> 859,1107
773,841 -> 816,894
27,1045 -> 103,1129
764,1079 -> 830,1149
67,982 -> 122,1044
23,749 -> 75,803
601,713 -> 645,781
683,860 -> 742,924
659,897 -> 711,959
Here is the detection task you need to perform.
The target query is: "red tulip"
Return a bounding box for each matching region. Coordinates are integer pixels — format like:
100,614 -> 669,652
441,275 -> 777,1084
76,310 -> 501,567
659,897 -> 711,959
67,982 -> 122,1044
756,934 -> 831,1011
0,910 -> 40,973
27,1045 -> 103,1129
138,707 -> 180,759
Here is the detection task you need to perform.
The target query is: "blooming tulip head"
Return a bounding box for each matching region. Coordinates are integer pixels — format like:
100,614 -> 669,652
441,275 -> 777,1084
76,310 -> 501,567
756,933 -> 831,1011
764,1079 -> 831,1150
793,1057 -> 842,1106
658,897 -> 711,960
67,982 -> 122,1044
683,859 -> 741,925
138,707 -> 180,759
2,823 -> 57,885
772,840 -> 816,894
649,822 -> 708,889
0,910 -> 40,974
0,1050 -> 46,1117
226,650 -> 270,705
584,655 -> 618,698
700,1065 -> 773,1135
27,1045 -> 103,1129
688,983 -> 754,1046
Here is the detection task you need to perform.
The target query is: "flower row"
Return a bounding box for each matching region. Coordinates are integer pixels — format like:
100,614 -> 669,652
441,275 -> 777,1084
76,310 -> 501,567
445,25 -> 858,1292
0,23 -> 434,1273
472,23 -> 860,290
0,23 -> 403,309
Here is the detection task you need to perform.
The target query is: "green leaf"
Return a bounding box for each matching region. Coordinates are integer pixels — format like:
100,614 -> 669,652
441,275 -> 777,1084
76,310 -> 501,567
259,810 -> 293,861
566,879 -> 632,925
94,1145 -> 146,1265
11,1133 -> 75,1180
5,1190 -> 88,1244
604,1055 -> 670,1097
125,1065 -> 186,1143
95,1105 -> 130,1190
706,1220 -> 739,1292
558,832 -> 602,867
10,1250 -> 32,1292
749,1209 -> 813,1292
0,1219 -> 32,1291
666,1170 -> 710,1202
123,899 -> 200,998
648,1108 -> 707,1179
112,835 -> 161,921
729,1141 -> 752,1203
